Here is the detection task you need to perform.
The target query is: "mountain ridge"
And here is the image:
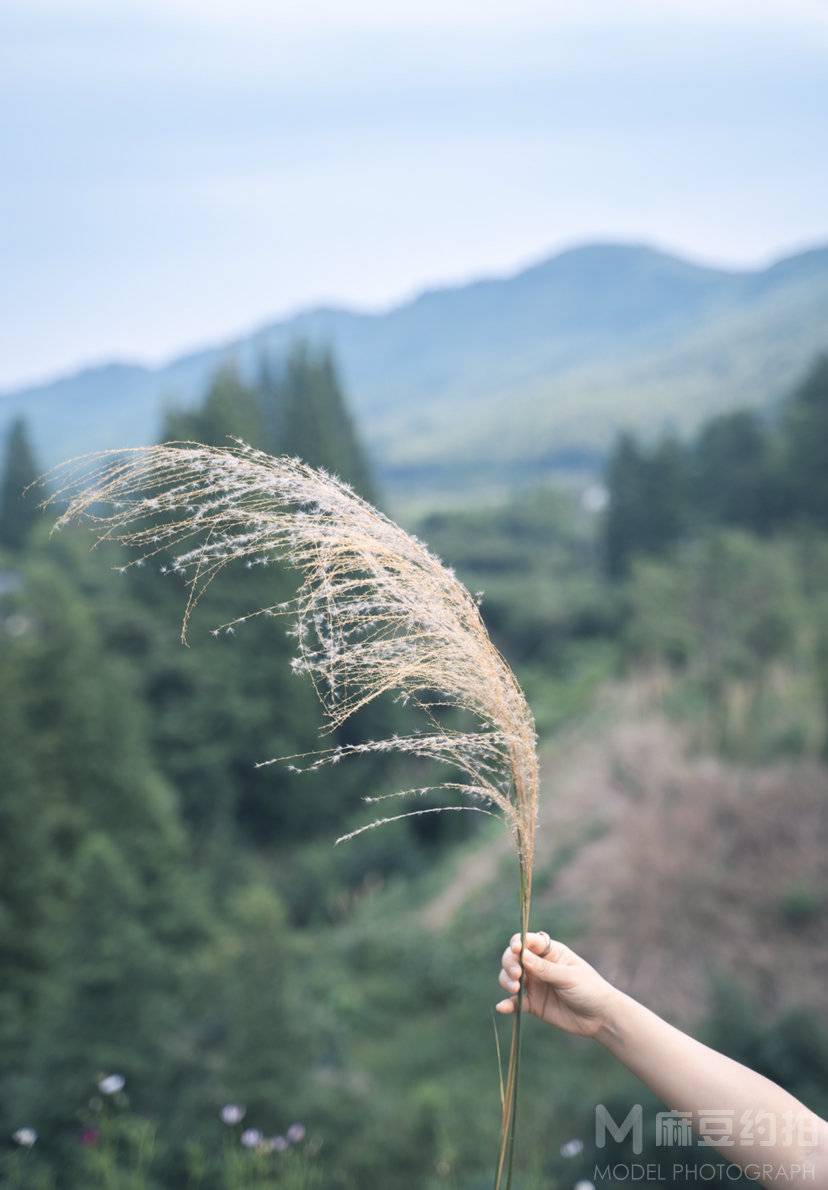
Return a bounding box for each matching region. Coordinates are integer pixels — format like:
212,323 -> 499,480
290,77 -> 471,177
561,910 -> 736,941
3,240 -> 828,496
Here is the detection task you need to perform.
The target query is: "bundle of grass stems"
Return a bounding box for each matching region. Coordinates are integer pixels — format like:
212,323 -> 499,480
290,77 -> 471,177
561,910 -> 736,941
46,441 -> 540,1189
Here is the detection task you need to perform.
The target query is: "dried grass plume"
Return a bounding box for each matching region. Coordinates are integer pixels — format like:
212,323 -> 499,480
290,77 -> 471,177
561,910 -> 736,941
46,440 -> 539,1187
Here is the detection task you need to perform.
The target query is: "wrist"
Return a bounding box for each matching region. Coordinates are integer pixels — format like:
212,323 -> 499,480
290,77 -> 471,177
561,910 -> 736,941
594,986 -> 632,1050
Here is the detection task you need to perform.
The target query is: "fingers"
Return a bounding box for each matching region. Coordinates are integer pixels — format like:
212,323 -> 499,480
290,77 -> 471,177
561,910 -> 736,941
501,946 -> 522,981
510,931 -> 562,960
498,966 -> 520,995
521,947 -> 575,987
498,932 -> 572,1012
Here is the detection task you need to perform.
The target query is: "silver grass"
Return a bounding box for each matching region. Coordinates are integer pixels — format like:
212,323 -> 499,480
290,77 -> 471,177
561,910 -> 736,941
45,440 -> 539,1187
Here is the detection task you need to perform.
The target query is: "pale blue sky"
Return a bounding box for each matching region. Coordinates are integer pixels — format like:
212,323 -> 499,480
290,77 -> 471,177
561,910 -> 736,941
2,0 -> 827,390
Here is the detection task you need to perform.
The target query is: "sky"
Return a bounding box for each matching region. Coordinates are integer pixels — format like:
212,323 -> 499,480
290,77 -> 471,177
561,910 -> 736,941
2,0 -> 827,391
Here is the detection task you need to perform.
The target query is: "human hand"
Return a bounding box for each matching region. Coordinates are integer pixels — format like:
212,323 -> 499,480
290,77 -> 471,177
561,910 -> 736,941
495,932 -> 618,1039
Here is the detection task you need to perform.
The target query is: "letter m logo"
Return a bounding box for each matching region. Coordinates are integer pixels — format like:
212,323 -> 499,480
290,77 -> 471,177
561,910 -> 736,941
595,1104 -> 643,1155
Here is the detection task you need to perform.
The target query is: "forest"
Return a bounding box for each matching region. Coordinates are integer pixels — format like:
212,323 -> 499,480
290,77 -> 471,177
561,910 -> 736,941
1,346 -> 827,1189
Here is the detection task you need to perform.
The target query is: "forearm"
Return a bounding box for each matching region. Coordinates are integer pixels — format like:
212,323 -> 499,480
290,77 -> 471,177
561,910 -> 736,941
596,990 -> 828,1187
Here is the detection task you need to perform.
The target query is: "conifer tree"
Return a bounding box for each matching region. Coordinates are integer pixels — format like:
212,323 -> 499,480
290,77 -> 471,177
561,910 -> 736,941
691,409 -> 780,532
276,342 -> 376,501
604,432 -> 647,578
163,362 -> 264,449
783,353 -> 828,524
604,432 -> 687,576
152,354 -> 383,843
217,884 -> 317,1118
16,562 -> 209,1148
0,417 -> 41,550
24,834 -> 179,1143
0,650 -> 54,1132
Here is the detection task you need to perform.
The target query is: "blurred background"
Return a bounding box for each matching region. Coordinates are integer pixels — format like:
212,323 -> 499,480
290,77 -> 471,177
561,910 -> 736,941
1,3 -> 827,1187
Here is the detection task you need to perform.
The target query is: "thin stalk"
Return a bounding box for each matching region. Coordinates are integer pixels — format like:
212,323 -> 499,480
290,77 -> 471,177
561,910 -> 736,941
494,861 -> 531,1190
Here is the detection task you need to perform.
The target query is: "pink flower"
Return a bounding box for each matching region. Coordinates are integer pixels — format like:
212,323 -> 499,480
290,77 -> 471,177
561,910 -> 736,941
286,1123 -> 306,1144
81,1128 -> 100,1147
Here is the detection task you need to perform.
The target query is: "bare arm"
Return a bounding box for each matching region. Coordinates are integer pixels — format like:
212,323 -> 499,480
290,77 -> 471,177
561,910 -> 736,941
496,932 -> 828,1188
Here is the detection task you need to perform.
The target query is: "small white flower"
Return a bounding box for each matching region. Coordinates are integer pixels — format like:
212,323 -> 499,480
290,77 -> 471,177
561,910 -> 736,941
98,1074 -> 125,1096
286,1122 -> 305,1144
270,1135 -> 289,1152
240,1128 -> 262,1148
12,1127 -> 37,1147
220,1104 -> 246,1126
560,1137 -> 583,1158
574,1182 -> 596,1190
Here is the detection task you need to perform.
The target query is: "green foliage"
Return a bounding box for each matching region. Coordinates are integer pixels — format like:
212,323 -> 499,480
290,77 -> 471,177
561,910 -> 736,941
603,351 -> 828,578
2,345 -> 827,1187
214,882 -> 324,1120
605,433 -> 687,578
782,354 -> 828,524
704,980 -> 828,1121
0,642 -> 53,1116
271,342 -> 376,501
0,417 -> 41,550
625,531 -> 825,757
628,532 -> 801,679
25,832 -> 185,1146
73,1111 -> 163,1190
690,408 -> 783,531
163,364 -> 265,450
606,352 -> 828,756
777,883 -> 824,930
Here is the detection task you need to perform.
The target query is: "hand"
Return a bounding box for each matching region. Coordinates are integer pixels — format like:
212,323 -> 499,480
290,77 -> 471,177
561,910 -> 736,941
496,931 -> 618,1039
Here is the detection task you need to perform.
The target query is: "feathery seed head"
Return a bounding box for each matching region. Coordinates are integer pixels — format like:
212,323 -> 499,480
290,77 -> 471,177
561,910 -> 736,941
45,443 -> 538,871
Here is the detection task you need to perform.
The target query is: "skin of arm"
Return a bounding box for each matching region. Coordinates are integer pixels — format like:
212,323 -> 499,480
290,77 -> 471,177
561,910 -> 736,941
496,932 -> 828,1189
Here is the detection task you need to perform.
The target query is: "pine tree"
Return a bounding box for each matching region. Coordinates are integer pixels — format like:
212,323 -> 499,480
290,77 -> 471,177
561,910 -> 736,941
19,562 -> 193,885
217,883 -> 317,1117
256,351 -> 283,452
645,435 -> 687,553
690,409 -> 780,532
604,432 -> 647,578
0,649 -> 54,1133
604,432 -> 687,577
162,362 -> 264,448
24,834 -> 180,1145
15,560 -> 210,1151
783,353 -> 828,525
276,342 -> 377,501
0,417 -> 41,550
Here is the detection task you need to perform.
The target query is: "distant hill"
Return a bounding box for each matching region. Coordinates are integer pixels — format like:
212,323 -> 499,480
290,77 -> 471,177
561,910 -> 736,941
3,241 -> 828,498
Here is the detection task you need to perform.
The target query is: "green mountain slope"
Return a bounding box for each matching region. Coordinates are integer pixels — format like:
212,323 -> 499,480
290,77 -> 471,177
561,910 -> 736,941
3,242 -> 828,494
